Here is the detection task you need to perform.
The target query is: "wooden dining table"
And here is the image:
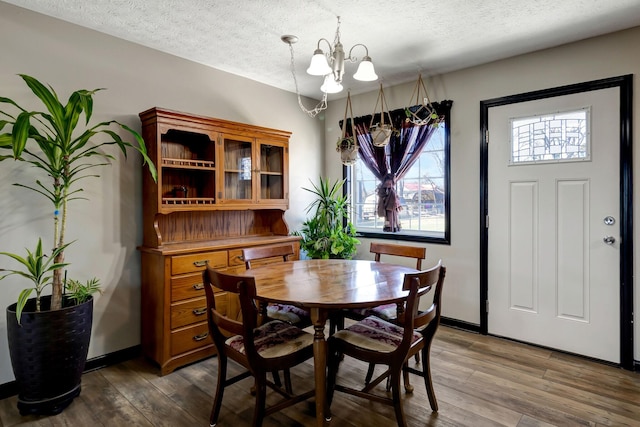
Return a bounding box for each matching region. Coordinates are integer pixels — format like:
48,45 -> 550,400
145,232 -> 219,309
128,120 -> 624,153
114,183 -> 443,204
242,258 -> 418,427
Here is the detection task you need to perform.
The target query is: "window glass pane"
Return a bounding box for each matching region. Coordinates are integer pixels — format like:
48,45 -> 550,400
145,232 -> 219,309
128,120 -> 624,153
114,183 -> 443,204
349,125 -> 447,240
510,108 -> 590,164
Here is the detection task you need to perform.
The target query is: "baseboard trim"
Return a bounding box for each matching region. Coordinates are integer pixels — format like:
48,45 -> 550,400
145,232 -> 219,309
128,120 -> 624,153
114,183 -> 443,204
0,380 -> 17,401
84,345 -> 141,373
440,316 -> 481,333
0,345 -> 141,401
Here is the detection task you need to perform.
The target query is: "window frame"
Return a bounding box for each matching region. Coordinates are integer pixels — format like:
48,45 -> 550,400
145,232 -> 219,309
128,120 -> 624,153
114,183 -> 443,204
344,110 -> 452,245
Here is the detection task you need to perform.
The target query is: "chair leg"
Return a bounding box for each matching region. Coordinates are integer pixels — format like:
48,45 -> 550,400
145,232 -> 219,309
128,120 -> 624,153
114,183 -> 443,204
272,371 -> 282,388
364,363 -> 376,385
253,373 -> 267,427
326,346 -> 341,419
402,361 -> 414,393
210,355 -> 228,427
283,369 -> 293,394
390,371 -> 407,427
421,346 -> 438,411
329,312 -> 345,336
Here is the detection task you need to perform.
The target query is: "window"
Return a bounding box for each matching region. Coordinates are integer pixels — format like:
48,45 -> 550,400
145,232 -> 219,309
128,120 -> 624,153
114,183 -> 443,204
345,120 -> 450,244
510,108 -> 590,164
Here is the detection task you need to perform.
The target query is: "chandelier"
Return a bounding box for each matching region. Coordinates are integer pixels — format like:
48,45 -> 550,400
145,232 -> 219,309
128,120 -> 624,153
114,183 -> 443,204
281,16 -> 378,117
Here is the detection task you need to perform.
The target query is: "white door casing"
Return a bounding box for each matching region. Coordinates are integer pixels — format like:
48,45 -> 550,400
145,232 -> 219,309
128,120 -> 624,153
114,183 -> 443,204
487,87 -> 620,363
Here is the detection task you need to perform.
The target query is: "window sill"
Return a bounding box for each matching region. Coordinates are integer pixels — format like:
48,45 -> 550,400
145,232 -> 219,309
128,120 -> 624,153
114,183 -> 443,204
356,230 -> 449,245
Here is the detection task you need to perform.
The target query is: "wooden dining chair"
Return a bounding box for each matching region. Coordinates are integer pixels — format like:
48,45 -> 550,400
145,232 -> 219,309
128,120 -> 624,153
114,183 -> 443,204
350,242 -> 426,320
242,244 -> 312,328
326,261 -> 445,426
402,261 -> 446,410
203,267 -> 315,427
332,242 -> 426,335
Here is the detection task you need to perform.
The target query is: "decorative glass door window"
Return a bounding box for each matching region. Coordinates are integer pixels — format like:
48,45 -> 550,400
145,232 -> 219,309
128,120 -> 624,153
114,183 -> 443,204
510,107 -> 590,164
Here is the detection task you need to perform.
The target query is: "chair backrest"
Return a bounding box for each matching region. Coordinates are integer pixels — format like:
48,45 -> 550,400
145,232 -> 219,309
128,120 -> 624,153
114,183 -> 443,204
242,243 -> 295,270
385,264 -> 439,357
370,242 -> 426,270
410,261 -> 446,331
203,266 -> 258,348
204,266 -> 305,372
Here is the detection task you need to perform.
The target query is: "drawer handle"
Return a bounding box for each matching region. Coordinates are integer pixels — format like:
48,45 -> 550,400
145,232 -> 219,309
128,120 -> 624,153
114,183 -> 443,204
237,255 -> 244,261
192,283 -> 205,290
192,307 -> 207,316
193,260 -> 209,267
193,332 -> 209,342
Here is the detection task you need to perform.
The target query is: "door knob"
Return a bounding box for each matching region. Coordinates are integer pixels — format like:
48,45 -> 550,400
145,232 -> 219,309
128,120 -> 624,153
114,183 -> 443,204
603,236 -> 616,245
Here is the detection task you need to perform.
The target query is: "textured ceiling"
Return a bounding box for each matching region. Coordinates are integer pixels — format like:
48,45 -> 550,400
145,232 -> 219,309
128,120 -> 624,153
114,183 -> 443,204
4,0 -> 640,100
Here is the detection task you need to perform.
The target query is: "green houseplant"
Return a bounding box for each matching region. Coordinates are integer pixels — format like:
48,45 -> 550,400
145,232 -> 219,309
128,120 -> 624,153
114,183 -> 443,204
0,74 -> 157,414
296,177 -> 360,259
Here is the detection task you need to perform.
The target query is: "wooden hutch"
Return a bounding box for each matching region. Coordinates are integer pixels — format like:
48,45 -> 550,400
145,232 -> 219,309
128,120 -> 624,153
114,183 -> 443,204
138,107 -> 300,375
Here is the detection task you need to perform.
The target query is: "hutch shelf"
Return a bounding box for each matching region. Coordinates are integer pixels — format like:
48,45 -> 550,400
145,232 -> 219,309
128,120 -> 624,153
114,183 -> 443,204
138,107 -> 300,375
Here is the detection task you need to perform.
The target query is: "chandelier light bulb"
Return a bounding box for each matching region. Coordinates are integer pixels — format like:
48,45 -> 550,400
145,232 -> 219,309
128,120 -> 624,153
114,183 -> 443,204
353,56 -> 378,82
320,75 -> 344,94
307,49 -> 332,76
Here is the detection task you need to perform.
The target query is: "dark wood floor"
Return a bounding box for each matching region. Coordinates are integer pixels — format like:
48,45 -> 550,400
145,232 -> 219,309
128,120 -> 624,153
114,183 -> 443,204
1,326 -> 638,426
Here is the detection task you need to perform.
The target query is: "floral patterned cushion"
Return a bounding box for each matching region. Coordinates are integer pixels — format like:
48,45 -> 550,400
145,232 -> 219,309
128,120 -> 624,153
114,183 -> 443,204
267,303 -> 311,325
226,319 -> 313,358
332,316 -> 421,353
348,303 -> 398,321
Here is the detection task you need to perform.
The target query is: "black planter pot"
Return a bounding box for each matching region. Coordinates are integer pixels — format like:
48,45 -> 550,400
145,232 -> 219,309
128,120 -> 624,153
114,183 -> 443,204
6,295 -> 93,415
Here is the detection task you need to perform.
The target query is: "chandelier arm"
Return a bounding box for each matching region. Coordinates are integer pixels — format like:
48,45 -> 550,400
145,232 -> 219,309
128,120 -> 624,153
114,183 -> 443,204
316,38 -> 334,55
346,43 -> 370,62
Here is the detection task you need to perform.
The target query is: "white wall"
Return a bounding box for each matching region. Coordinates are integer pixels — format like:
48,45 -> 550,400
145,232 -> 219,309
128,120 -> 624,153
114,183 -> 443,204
324,26 -> 639,362
1,3 -> 638,386
0,2 -> 323,384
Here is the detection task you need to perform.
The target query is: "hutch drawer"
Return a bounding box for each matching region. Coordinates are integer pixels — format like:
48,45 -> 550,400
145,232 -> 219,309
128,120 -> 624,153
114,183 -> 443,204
171,251 -> 227,275
170,322 -> 210,356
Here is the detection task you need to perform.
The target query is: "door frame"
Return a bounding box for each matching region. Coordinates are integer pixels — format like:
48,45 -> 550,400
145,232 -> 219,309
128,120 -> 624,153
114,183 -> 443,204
479,75 -> 634,370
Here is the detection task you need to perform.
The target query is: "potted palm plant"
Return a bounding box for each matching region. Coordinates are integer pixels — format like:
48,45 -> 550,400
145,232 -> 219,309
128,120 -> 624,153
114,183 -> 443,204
0,74 -> 157,415
295,177 -> 360,259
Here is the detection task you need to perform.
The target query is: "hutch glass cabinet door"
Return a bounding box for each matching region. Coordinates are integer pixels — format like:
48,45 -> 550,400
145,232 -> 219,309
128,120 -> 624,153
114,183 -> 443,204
257,139 -> 288,205
221,135 -> 255,203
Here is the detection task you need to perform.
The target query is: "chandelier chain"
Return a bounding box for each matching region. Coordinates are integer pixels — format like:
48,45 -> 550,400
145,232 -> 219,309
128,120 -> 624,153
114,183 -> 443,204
333,16 -> 342,47
287,41 -> 328,118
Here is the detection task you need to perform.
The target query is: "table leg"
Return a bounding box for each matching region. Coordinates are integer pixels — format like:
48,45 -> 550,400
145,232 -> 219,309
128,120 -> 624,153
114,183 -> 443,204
310,307 -> 330,426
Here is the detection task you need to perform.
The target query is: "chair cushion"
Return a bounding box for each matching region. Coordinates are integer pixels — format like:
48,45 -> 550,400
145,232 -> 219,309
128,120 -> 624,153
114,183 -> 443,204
333,316 -> 421,353
267,303 -> 311,325
348,303 -> 398,321
226,320 -> 313,358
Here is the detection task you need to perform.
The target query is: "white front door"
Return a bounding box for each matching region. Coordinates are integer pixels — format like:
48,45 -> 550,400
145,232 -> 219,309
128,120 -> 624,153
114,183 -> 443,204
487,87 -> 620,363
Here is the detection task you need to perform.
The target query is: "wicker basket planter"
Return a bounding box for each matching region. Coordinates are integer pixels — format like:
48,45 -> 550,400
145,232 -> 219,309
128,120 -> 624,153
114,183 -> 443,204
6,295 -> 93,415
337,137 -> 358,166
369,123 -> 392,147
